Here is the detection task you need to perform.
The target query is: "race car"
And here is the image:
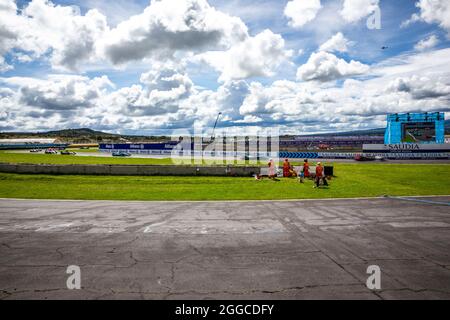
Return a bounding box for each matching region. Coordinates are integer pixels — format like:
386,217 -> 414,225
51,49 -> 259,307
44,148 -> 58,154
112,151 -> 132,157
60,150 -> 76,155
354,154 -> 385,161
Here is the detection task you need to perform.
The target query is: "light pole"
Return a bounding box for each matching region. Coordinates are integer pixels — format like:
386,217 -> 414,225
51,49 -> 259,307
211,112 -> 222,141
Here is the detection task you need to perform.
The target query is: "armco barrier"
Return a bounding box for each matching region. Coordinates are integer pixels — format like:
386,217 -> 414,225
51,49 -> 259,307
0,163 -> 260,177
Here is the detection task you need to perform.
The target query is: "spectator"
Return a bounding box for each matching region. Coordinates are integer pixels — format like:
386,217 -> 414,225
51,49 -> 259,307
299,171 -> 305,183
303,159 -> 310,178
283,158 -> 291,177
314,162 -> 329,188
268,159 -> 276,179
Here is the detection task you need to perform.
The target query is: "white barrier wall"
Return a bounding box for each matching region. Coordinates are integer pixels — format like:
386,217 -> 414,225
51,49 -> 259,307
0,163 -> 261,177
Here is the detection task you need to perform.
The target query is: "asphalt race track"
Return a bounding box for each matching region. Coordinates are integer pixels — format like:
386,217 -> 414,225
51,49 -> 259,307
1,196 -> 450,299
5,150 -> 450,164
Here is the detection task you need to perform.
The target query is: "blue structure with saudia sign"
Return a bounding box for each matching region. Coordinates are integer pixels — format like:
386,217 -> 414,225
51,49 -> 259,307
384,112 -> 445,144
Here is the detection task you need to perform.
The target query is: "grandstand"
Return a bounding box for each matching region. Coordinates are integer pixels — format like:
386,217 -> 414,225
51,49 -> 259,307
0,138 -> 68,150
279,135 -> 384,150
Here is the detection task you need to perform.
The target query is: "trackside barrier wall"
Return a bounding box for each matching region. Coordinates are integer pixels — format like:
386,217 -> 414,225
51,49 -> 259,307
0,163 -> 260,177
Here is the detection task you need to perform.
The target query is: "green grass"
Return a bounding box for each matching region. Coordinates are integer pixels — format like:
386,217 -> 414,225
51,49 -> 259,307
0,151 -> 290,166
0,163 -> 448,200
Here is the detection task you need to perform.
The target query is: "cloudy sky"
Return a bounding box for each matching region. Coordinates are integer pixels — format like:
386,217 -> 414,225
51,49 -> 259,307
0,0 -> 449,135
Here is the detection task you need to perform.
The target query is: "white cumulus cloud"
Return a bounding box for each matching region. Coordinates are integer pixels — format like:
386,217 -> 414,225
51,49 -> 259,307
109,63 -> 194,117
340,0 -> 379,23
284,0 -> 322,28
414,34 -> 439,51
1,0 -> 450,135
296,51 -> 369,82
0,0 -> 110,71
0,0 -> 20,72
102,0 -> 248,65
11,75 -> 113,110
0,0 -> 252,72
403,0 -> 450,37
195,29 -> 291,81
386,75 -> 450,99
318,32 -> 354,53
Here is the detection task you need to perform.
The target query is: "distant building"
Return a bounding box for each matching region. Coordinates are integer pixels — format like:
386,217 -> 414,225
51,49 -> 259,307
279,135 -> 384,149
0,138 -> 67,150
0,138 -> 57,145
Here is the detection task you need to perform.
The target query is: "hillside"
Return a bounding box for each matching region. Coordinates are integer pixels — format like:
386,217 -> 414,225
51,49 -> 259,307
0,128 -> 170,143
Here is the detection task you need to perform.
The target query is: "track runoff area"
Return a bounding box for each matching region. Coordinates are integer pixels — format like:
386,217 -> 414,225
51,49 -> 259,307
1,196 -> 450,317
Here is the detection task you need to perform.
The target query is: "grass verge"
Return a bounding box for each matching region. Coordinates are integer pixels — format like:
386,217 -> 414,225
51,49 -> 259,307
0,163 -> 448,200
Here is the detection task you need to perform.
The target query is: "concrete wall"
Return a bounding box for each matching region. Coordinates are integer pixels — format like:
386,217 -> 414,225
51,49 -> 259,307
0,163 -> 260,177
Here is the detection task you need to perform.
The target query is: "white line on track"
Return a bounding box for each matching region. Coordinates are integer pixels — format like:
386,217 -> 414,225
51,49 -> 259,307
0,195 -> 449,203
